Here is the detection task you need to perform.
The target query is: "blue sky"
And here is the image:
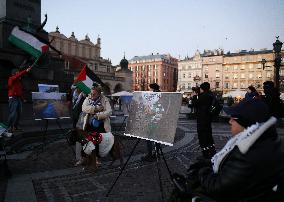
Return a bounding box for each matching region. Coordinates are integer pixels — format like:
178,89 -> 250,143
42,0 -> 284,65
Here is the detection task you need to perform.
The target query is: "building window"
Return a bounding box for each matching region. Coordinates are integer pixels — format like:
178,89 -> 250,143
130,66 -> 133,71
205,66 -> 208,71
257,64 -> 262,69
257,73 -> 262,78
216,82 -> 220,88
225,83 -> 229,88
107,67 -> 110,72
163,73 -> 166,77
233,83 -> 238,88
234,65 -> 238,70
241,65 -> 245,70
188,83 -> 191,89
94,64 -> 98,71
224,66 -> 229,71
216,73 -> 220,78
249,64 -> 254,69
240,83 -> 246,88
64,60 -> 69,70
233,74 -> 238,79
142,65 -> 145,71
188,65 -> 192,69
183,73 -> 186,78
188,73 -> 191,78
249,73 -> 253,79
148,72 -> 151,76
136,66 -> 139,71
241,74 -> 245,79
205,74 -> 208,78
267,72 -> 271,78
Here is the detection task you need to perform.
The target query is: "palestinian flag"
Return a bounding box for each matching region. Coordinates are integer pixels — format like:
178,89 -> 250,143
9,26 -> 48,58
74,65 -> 105,94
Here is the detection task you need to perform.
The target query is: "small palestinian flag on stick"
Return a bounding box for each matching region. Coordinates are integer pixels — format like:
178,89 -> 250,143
9,26 -> 48,58
74,65 -> 105,94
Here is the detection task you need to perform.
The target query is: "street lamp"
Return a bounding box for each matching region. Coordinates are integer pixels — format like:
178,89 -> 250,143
273,36 -> 283,89
193,75 -> 201,87
261,59 -> 267,70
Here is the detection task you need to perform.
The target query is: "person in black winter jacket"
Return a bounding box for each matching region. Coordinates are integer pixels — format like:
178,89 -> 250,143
192,99 -> 284,202
196,82 -> 216,159
262,81 -> 283,119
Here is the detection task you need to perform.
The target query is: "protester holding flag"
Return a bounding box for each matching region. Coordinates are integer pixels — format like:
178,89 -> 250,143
72,87 -> 86,128
7,67 -> 32,133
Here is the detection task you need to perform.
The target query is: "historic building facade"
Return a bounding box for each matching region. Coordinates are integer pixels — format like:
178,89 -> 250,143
128,54 -> 178,91
223,50 -> 274,93
177,50 -> 202,92
177,49 -> 284,94
202,49 -> 224,92
48,27 -> 132,94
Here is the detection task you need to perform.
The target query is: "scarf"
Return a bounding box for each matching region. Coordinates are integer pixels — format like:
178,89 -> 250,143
212,117 -> 277,173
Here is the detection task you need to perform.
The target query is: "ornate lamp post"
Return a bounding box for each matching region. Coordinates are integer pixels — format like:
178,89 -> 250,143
273,36 -> 283,89
261,59 -> 267,70
193,75 -> 201,87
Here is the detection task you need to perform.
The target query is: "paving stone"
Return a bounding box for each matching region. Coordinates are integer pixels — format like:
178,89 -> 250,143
2,118 -> 284,202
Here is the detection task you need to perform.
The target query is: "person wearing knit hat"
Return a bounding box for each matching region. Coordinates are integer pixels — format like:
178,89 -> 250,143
195,82 -> 216,159
223,99 -> 270,128
172,98 -> 284,201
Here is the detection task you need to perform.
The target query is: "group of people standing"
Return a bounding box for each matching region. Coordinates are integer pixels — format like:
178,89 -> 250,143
187,81 -> 284,160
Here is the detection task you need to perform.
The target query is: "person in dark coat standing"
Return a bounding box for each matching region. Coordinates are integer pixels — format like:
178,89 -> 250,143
141,83 -> 161,162
191,87 -> 200,114
244,85 -> 259,100
262,81 -> 283,119
72,87 -> 86,128
196,82 -> 216,159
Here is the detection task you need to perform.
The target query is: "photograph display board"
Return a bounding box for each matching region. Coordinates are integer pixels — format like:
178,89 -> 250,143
38,84 -> 59,93
124,92 -> 182,146
32,92 -> 70,119
0,123 -> 7,136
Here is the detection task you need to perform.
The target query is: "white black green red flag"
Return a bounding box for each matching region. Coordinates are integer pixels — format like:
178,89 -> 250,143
8,26 -> 48,58
74,65 -> 105,94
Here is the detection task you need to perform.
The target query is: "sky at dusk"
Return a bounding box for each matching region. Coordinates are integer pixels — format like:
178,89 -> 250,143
42,0 -> 284,65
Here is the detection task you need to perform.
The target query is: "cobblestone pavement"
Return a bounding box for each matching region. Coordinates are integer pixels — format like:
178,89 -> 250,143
2,118 -> 284,202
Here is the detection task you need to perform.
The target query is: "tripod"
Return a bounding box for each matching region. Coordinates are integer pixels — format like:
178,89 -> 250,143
106,139 -> 173,202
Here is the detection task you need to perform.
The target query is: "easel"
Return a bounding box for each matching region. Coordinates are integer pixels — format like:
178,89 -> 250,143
0,136 -> 12,178
106,138 -> 173,202
34,117 -> 75,159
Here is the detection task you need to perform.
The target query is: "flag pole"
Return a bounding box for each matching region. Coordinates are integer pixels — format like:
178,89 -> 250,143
29,52 -> 45,69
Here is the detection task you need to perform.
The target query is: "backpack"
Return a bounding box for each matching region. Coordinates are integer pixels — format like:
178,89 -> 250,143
209,95 -> 222,117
